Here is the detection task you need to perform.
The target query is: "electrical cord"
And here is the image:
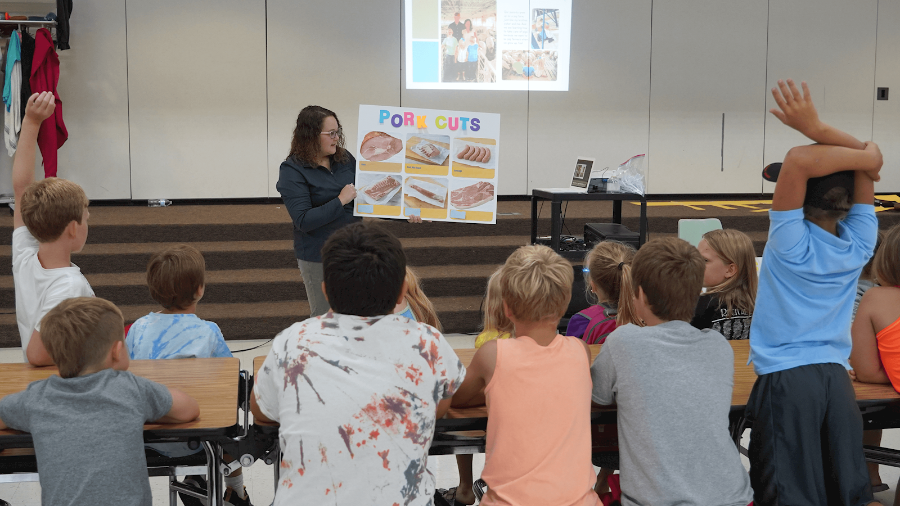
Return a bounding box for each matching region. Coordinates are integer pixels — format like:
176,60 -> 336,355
229,338 -> 274,354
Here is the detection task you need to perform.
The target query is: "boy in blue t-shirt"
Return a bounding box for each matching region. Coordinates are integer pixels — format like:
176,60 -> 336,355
127,244 -> 231,360
126,244 -> 250,506
747,79 -> 882,505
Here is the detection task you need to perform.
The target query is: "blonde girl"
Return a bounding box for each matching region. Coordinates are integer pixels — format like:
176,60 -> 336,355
394,267 -> 442,331
691,229 -> 757,340
474,268 -> 513,348
438,269 -> 512,506
566,241 -> 641,344
850,224 -> 900,494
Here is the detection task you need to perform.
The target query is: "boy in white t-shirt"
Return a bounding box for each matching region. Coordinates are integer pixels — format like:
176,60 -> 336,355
251,222 -> 465,506
12,92 -> 94,365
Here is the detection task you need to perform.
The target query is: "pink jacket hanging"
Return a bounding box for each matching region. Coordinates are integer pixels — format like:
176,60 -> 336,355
29,28 -> 67,178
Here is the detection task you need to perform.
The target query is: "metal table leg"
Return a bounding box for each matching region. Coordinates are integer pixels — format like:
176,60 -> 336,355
550,199 -> 562,253
203,441 -> 224,506
612,199 -> 622,224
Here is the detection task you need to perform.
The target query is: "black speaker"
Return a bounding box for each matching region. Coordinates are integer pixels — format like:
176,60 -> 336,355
584,223 -> 640,250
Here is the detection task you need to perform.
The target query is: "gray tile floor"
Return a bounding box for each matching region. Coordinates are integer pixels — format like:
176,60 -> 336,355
1,336 -> 899,505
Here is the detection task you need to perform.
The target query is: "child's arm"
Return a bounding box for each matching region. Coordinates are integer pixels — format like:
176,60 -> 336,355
25,331 -> 53,366
249,388 -> 275,424
450,340 -> 498,408
153,387 -> 200,423
12,92 -> 55,230
770,79 -> 865,150
849,290 -> 892,384
769,79 -> 882,211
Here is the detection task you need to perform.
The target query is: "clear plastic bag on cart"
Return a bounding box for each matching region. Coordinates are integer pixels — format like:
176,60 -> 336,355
609,154 -> 646,196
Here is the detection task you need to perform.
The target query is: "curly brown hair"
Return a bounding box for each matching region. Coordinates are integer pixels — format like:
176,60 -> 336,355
288,105 -> 349,166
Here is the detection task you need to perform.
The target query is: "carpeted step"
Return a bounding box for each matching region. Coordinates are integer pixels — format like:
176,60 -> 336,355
0,264 -> 501,309
0,237 -> 528,278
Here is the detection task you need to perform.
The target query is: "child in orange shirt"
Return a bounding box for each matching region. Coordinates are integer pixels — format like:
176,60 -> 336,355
452,245 -> 599,506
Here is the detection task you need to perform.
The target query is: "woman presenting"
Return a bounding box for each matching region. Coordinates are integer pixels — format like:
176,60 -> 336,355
277,105 -> 358,318
277,105 -> 419,318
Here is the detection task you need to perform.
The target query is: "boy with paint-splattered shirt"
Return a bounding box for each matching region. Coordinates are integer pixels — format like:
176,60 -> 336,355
251,222 -> 465,506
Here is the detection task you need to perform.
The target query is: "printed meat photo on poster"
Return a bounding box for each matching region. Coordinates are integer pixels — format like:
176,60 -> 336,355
452,137 -> 497,177
357,173 -> 403,207
359,131 -> 404,163
440,0 -> 497,84
404,176 -> 448,210
450,180 -> 495,211
405,133 -> 451,166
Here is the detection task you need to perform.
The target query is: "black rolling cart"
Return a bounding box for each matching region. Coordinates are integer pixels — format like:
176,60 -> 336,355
530,188 -> 648,260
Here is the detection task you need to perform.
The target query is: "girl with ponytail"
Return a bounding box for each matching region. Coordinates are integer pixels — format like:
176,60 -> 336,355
567,241 -> 642,344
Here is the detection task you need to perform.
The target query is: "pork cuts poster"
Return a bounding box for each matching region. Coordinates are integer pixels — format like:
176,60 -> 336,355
355,104 -> 500,224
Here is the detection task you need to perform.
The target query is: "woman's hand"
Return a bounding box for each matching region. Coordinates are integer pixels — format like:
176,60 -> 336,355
338,184 -> 357,205
408,215 -> 423,224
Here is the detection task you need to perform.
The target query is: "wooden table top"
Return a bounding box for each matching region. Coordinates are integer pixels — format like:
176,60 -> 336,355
253,340 -> 900,423
0,358 -> 240,441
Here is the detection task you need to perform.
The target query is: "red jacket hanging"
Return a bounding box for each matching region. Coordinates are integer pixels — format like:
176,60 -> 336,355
29,28 -> 67,178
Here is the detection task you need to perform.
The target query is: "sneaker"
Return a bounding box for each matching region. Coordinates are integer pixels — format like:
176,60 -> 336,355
224,486 -> 254,506
180,475 -> 208,506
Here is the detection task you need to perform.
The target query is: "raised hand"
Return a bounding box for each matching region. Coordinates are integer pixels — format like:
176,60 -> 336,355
769,79 -> 821,137
24,92 -> 55,125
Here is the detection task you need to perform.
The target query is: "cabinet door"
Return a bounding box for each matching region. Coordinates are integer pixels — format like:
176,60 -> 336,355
648,0 -> 768,194
762,0 -> 877,194
127,0 -> 269,199
527,0 -> 651,193
873,0 -> 900,192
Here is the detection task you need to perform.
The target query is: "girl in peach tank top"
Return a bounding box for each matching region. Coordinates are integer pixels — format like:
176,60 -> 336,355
480,334 -> 600,506
850,224 -> 900,491
876,317 -> 900,391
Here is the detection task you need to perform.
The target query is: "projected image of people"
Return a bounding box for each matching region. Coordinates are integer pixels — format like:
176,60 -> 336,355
501,50 -> 557,81
531,8 -> 559,50
440,1 -> 497,83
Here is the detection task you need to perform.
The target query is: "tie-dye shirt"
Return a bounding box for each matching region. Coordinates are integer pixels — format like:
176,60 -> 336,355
255,311 -> 466,506
126,312 -> 232,360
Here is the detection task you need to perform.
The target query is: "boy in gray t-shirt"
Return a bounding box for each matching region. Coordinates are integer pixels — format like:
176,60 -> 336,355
0,297 -> 199,506
591,238 -> 752,506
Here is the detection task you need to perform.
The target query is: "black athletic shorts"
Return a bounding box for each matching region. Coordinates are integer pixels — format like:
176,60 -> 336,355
744,363 -> 873,506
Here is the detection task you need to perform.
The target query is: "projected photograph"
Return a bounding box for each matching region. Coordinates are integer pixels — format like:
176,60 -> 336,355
357,173 -> 403,207
501,50 -> 558,81
531,8 -> 560,50
440,1 -> 497,83
405,133 -> 451,166
404,176 -> 449,210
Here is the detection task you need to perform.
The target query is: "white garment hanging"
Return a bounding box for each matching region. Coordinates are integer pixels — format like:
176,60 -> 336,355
4,60 -> 21,156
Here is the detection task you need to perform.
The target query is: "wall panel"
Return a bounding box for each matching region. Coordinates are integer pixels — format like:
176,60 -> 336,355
266,0 -> 402,197
127,0 -> 269,199
648,0 -> 767,194
762,0 -> 878,194
873,0 -> 900,192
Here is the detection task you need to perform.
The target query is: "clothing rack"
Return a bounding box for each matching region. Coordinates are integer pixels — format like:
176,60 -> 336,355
0,19 -> 57,39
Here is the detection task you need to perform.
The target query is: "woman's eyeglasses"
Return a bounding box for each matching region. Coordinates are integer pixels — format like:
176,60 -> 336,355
320,129 -> 342,140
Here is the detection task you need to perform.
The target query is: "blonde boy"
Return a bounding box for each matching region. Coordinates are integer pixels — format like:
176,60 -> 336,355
452,245 -> 600,506
591,238 -> 752,505
0,297 -> 199,506
12,92 -> 93,365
